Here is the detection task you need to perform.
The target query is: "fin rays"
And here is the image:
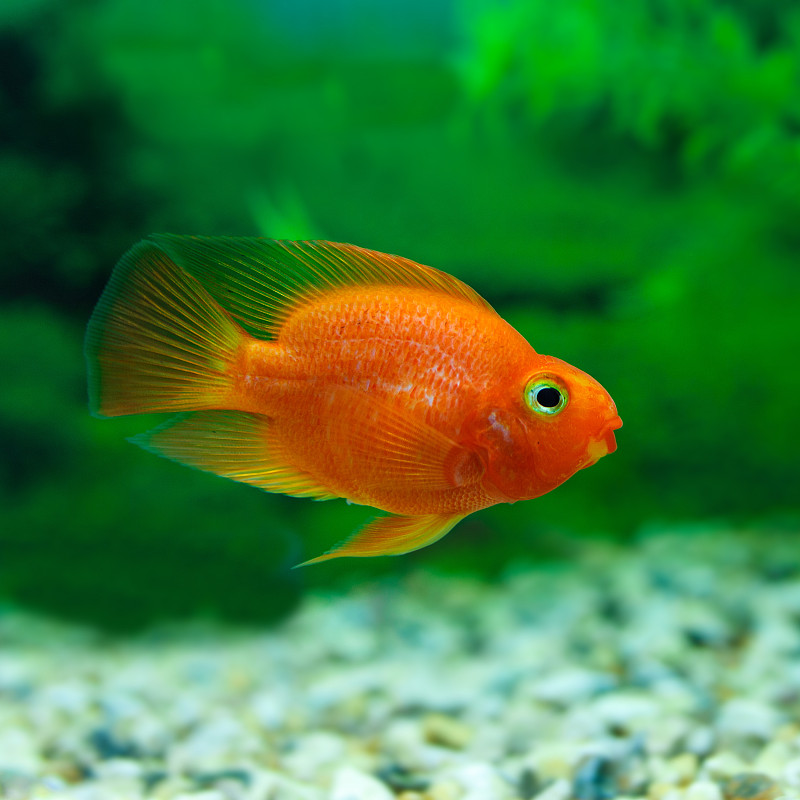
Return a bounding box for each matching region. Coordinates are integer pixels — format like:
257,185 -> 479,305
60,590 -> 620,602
152,235 -> 494,340
133,411 -> 339,500
85,242 -> 244,417
299,513 -> 466,566
310,384 -> 478,495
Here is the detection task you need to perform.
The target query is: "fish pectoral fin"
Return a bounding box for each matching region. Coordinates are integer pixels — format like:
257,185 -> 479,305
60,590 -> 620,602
132,410 -> 339,501
297,513 -> 466,566
319,384 -> 483,494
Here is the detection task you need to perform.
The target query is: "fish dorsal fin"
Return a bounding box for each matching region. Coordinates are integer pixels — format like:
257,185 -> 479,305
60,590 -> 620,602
132,410 -> 339,500
150,235 -> 494,339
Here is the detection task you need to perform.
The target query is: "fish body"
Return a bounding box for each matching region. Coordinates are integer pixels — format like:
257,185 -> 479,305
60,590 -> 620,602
86,236 -> 621,564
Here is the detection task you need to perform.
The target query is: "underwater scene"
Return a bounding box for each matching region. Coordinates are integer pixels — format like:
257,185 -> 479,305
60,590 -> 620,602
1,0 -> 800,797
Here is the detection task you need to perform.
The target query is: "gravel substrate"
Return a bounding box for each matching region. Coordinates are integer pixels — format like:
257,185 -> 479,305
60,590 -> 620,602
2,526 -> 800,800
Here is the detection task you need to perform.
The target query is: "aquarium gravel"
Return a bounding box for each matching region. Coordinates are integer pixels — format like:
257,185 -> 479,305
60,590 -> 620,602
2,527 -> 800,800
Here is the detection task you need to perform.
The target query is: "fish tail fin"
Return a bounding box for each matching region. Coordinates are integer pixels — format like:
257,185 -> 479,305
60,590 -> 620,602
85,239 -> 245,417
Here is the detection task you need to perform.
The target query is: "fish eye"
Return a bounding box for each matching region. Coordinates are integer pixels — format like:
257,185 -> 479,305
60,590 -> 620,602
525,377 -> 568,416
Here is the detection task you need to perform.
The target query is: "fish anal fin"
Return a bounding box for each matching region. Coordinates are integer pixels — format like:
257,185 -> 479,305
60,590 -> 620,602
133,410 -> 338,500
298,513 -> 466,566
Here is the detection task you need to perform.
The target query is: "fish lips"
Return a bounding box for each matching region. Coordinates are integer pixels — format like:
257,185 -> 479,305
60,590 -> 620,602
579,415 -> 622,469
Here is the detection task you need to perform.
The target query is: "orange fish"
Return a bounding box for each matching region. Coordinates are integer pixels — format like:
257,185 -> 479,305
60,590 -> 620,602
86,237 -> 621,565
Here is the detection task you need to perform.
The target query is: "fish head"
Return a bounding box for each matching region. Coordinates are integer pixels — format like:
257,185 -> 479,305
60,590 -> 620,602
465,355 -> 620,503
517,355 -> 622,493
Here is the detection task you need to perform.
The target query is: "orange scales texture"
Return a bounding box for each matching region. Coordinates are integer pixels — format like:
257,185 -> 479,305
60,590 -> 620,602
239,286 -> 531,514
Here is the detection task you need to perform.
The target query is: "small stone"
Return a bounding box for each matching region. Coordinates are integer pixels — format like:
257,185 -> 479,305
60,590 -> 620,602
532,778 -> 572,800
39,775 -> 69,792
704,752 -> 750,779
148,775 -> 198,799
330,766 -> 394,800
280,731 -> 348,782
247,770 -> 322,800
644,716 -> 694,757
423,714 -> 473,750
44,759 -> 88,785
143,770 -> 169,792
720,773 -> 781,800
0,771 -> 36,800
382,719 -> 452,771
774,722 -> 800,741
716,700 -> 782,742
192,768 -> 252,789
250,691 -> 289,730
784,757 -> 800,787
667,753 -> 699,785
0,730 -> 41,772
448,762 -> 513,800
89,726 -> 140,760
685,781 -> 724,800
572,755 -> 617,800
92,758 -> 145,780
529,743 -> 579,781
648,782 -> 682,800
377,764 -> 429,793
685,727 -> 716,757
752,740 -> 792,778
532,669 -> 616,706
426,779 -> 464,800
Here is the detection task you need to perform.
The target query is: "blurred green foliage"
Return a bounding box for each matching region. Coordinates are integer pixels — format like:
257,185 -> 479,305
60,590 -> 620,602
1,0 -> 798,629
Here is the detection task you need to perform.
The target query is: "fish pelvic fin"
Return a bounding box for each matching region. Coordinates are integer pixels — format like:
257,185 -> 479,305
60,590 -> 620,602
132,411 -> 339,500
297,513 -> 466,567
85,240 -> 245,417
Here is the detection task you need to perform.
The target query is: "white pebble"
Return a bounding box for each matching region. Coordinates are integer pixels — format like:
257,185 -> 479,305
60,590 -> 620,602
280,730 -> 349,781
784,757 -> 800,787
531,669 -> 616,705
716,698 -> 782,741
685,726 -> 715,757
0,728 -> 40,772
330,766 -> 394,800
91,758 -> 143,780
703,751 -> 749,778
448,762 -> 513,800
684,781 -> 724,800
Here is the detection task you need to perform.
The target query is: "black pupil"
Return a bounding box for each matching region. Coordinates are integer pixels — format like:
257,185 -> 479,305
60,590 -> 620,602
536,386 -> 561,408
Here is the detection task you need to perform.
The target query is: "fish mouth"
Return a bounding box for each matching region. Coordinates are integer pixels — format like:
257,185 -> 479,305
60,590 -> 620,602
579,415 -> 623,469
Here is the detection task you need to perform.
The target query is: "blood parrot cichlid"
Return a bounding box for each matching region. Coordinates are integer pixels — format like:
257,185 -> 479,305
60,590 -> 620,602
86,236 -> 621,565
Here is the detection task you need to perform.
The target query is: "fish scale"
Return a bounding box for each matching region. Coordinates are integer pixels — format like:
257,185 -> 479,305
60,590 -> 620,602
267,287 -> 505,419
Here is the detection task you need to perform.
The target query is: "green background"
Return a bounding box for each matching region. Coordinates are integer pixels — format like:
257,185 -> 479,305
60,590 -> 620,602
1,0 -> 798,630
